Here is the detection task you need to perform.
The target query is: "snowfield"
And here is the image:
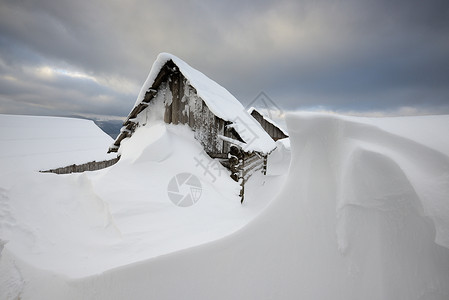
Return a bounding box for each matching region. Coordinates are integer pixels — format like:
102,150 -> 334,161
1,112 -> 449,299
0,114 -> 115,173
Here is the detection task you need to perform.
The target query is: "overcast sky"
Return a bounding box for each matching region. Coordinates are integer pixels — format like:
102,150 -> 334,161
1,0 -> 448,119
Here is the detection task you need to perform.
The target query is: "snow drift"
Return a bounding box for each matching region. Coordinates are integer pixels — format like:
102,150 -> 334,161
65,113 -> 447,300
0,114 -> 114,174
0,115 -> 280,299
1,113 -> 449,299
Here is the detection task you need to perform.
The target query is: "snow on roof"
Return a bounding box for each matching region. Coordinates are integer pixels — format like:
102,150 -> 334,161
132,53 -> 276,154
248,107 -> 289,137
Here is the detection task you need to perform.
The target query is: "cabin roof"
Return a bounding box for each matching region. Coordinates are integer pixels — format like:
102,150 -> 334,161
127,53 -> 276,153
248,107 -> 289,137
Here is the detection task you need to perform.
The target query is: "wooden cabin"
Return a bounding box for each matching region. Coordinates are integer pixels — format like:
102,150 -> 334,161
109,53 -> 276,202
248,108 -> 289,141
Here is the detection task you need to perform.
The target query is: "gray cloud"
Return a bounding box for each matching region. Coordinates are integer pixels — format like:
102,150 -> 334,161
0,0 -> 448,118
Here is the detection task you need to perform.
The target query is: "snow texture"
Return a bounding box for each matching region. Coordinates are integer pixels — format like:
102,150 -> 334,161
0,115 -> 280,299
1,112 -> 449,299
0,114 -> 115,173
132,53 -> 276,153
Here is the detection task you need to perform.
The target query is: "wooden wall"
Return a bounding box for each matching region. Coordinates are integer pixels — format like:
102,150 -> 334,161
250,110 -> 288,141
108,60 -> 270,203
111,60 -> 246,157
160,70 -> 242,158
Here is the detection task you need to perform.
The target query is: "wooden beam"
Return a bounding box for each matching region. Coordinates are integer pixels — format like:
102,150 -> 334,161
142,89 -> 157,103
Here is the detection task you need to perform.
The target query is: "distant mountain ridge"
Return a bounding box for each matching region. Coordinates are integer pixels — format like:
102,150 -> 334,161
61,115 -> 123,139
92,119 -> 123,139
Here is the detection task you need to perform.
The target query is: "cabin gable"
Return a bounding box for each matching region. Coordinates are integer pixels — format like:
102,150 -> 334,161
250,109 -> 288,141
112,60 -> 243,158
109,56 -> 273,203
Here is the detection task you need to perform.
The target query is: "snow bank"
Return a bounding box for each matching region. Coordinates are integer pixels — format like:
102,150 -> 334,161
266,138 -> 291,175
0,116 -> 281,298
359,115 -> 449,157
132,53 -> 276,153
0,114 -> 114,174
52,112 -> 449,300
2,113 -> 449,299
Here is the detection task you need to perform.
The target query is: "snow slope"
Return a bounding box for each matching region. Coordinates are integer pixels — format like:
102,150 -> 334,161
65,113 -> 447,300
1,113 -> 449,299
0,115 -> 283,298
360,115 -> 449,157
0,114 -> 114,174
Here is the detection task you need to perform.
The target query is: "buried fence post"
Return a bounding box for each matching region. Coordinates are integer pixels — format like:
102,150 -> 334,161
229,145 -> 246,203
263,155 -> 267,175
240,154 -> 245,204
240,177 -> 245,204
227,145 -> 269,204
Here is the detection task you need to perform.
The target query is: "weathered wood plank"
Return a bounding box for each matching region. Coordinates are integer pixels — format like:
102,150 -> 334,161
142,89 -> 157,103
40,157 -> 120,174
171,73 -> 180,125
249,109 -> 288,141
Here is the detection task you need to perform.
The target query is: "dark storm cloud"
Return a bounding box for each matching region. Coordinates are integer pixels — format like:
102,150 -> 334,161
226,0 -> 449,112
0,0 -> 448,118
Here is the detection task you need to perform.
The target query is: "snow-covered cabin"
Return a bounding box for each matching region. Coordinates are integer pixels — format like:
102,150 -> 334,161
248,107 -> 289,141
110,53 -> 276,194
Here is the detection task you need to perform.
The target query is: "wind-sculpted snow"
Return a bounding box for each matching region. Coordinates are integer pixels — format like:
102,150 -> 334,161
65,113 -> 448,300
1,113 -> 448,299
0,116 -> 282,298
286,113 -> 449,250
